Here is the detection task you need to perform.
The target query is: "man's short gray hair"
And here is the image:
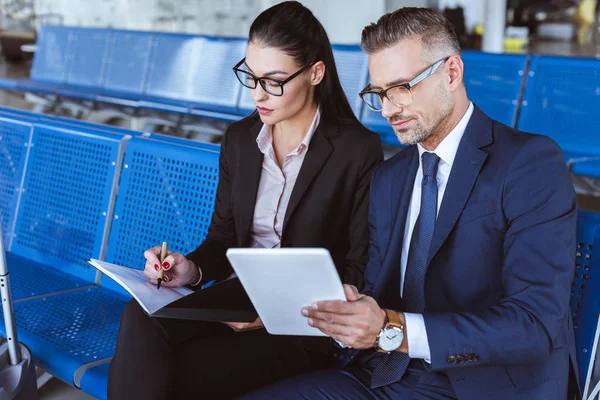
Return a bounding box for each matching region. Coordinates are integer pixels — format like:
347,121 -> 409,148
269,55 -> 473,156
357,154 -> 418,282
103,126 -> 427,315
361,7 -> 461,63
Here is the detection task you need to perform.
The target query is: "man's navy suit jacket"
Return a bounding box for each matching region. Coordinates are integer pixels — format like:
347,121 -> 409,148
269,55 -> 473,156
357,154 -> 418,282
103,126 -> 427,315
362,106 -> 579,399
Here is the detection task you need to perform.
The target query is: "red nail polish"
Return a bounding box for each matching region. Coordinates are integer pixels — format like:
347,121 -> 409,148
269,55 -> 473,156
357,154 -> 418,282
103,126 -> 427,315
162,262 -> 170,270
154,264 -> 159,271
162,276 -> 169,282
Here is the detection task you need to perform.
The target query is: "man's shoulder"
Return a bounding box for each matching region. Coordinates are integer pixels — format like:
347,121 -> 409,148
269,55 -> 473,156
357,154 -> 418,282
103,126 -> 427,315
490,119 -> 563,162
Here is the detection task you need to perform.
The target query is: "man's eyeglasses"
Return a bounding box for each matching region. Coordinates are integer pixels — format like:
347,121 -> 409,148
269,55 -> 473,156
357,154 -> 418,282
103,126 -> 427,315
359,57 -> 450,112
233,58 -> 316,97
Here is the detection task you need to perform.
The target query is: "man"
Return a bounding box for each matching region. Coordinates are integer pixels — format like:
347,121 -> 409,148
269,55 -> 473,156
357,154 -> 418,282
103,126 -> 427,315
240,7 -> 578,400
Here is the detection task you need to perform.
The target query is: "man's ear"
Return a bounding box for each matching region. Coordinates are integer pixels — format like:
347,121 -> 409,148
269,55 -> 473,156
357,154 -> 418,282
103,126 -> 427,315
446,55 -> 464,91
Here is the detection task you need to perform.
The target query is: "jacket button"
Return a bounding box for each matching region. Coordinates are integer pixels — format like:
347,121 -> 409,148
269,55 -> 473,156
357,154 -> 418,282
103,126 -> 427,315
471,353 -> 479,362
447,355 -> 457,364
456,354 -> 465,363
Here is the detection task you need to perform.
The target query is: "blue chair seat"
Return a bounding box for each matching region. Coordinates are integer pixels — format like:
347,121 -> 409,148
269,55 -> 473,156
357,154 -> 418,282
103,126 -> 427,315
0,287 -> 128,386
5,253 -> 91,300
79,362 -> 110,400
15,79 -> 66,96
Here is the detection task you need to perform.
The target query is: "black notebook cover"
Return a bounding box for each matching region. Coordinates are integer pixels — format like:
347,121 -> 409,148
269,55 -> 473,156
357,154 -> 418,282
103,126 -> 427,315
150,277 -> 258,322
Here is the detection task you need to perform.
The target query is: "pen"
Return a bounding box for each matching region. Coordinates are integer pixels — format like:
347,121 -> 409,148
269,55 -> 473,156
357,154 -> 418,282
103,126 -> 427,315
156,242 -> 168,289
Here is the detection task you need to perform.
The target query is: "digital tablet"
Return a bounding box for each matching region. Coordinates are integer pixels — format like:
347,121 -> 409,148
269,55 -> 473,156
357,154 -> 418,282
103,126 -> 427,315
225,248 -> 346,336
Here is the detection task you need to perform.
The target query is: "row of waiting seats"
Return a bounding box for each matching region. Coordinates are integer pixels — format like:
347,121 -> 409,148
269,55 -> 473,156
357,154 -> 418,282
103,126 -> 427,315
0,26 -> 598,178
0,106 -> 219,399
1,105 -> 600,399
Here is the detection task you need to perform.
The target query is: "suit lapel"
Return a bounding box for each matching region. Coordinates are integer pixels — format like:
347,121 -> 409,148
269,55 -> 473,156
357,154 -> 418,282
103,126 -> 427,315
282,123 -> 335,232
236,118 -> 264,245
426,106 -> 493,266
373,147 -> 418,300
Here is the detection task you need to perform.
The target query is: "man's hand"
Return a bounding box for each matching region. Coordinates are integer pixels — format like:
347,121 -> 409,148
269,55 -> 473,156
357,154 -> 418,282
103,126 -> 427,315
301,284 -> 386,349
223,317 -> 264,332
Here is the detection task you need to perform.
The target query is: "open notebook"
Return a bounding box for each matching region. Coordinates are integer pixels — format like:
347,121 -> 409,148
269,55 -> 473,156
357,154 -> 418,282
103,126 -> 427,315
87,259 -> 257,322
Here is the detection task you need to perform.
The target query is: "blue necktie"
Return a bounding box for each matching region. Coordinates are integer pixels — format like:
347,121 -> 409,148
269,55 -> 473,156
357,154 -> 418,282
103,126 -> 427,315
370,152 -> 440,389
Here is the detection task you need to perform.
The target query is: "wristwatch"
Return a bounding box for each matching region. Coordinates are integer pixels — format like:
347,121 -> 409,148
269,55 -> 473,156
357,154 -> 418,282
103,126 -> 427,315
376,309 -> 404,353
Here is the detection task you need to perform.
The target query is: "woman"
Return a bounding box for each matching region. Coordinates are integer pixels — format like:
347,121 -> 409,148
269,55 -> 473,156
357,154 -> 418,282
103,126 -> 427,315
107,2 -> 383,399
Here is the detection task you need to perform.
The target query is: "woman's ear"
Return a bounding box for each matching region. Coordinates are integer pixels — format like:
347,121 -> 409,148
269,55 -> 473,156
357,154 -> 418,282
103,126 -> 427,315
310,61 -> 326,86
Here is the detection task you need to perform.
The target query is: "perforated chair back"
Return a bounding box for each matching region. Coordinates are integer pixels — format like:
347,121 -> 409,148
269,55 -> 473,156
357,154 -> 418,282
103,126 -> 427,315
9,124 -> 128,283
104,138 -> 219,294
187,37 -> 246,109
332,45 -> 368,118
31,25 -> 75,83
462,51 -> 528,127
66,28 -> 111,87
145,33 -> 201,100
517,55 -> 600,178
103,30 -> 154,94
572,211 -> 600,394
0,118 -> 33,249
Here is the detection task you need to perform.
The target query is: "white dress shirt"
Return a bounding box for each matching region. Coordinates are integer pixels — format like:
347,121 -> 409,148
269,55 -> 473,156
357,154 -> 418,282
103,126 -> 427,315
249,108 -> 320,248
403,102 -> 474,362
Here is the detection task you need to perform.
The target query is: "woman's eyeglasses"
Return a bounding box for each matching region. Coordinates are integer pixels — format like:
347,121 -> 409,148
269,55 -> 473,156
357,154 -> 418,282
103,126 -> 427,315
233,58 -> 316,97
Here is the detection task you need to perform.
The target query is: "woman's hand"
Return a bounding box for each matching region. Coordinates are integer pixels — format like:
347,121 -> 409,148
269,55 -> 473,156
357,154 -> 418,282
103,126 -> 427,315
143,247 -> 200,288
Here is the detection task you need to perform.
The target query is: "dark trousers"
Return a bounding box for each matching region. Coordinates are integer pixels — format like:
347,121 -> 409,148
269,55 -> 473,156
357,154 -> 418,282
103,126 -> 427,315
239,353 -> 457,400
107,300 -> 334,400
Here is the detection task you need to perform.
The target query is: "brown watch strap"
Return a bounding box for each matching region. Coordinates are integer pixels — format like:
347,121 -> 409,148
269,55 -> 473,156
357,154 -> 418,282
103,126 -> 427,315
384,309 -> 403,329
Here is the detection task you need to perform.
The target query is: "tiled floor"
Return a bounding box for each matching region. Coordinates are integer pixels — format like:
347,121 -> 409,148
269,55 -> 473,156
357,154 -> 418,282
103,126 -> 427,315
39,378 -> 96,400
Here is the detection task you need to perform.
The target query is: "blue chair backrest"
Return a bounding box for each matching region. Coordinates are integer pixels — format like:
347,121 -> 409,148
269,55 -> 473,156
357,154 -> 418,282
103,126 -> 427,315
103,30 -> 154,94
144,33 -> 201,100
462,51 -> 528,127
0,117 -> 33,249
103,138 -> 219,294
517,55 -> 600,177
572,211 -> 600,392
31,25 -> 75,83
332,45 -> 368,118
9,124 -> 128,282
145,133 -> 219,150
187,37 -> 246,109
66,28 -> 111,87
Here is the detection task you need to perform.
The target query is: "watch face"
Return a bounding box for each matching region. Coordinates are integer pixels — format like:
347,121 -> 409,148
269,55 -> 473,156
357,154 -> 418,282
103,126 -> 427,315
379,327 -> 404,352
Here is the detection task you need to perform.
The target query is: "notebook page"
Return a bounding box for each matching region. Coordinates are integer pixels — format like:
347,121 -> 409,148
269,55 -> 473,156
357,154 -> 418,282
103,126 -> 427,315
88,259 -> 193,314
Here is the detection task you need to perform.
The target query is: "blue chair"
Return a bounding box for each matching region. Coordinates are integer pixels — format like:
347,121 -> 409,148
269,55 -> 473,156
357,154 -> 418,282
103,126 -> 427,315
188,36 -> 247,120
77,137 -> 220,398
517,55 -> 600,178
67,28 -> 111,88
572,211 -> 600,398
462,51 -> 528,127
0,123 -> 130,387
16,26 -> 76,95
96,30 -> 155,107
141,33 -> 245,120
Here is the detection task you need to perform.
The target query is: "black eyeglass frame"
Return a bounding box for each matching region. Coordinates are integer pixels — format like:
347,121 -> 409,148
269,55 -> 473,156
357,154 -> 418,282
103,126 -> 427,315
233,57 -> 316,97
359,56 -> 451,111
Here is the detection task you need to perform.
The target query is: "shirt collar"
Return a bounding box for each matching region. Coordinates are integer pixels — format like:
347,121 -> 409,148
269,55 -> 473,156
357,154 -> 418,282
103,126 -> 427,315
256,107 -> 321,156
417,102 -> 474,168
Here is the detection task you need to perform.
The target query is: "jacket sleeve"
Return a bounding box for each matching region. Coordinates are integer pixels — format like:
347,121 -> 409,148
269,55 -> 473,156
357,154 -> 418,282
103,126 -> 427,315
186,126 -> 238,286
423,135 -> 577,370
